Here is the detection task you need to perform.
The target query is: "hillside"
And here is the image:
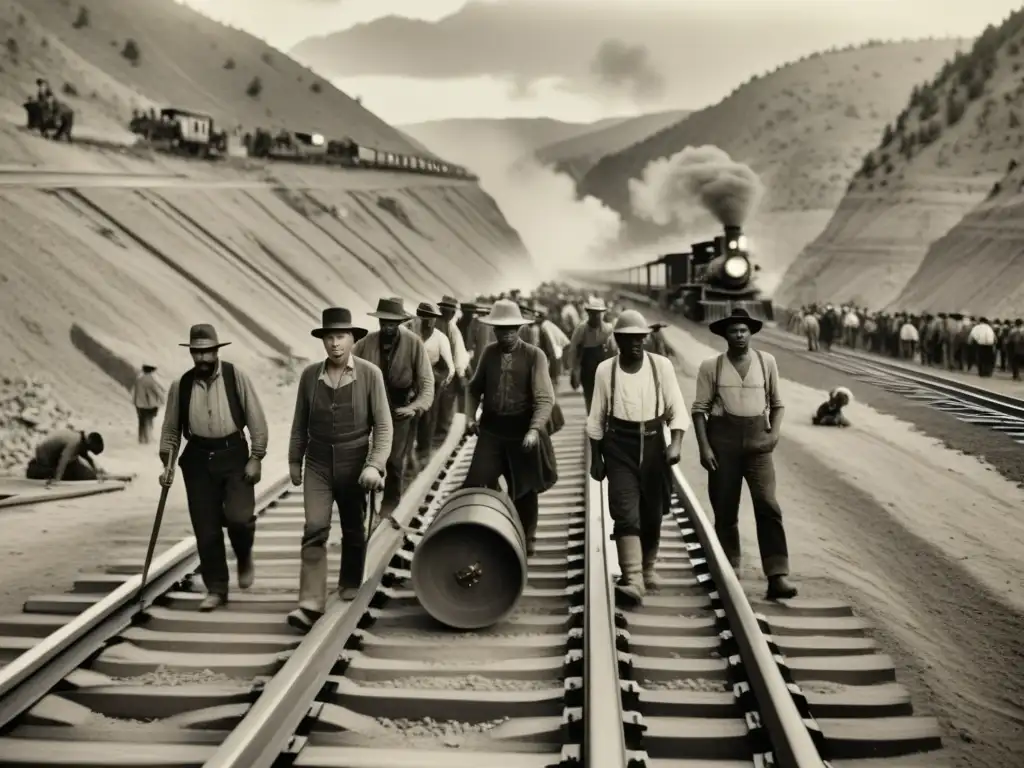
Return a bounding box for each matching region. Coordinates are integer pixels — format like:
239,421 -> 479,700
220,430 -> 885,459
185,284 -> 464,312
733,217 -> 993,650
401,117 -> 603,159
574,39 -> 969,281
776,12 -> 1024,311
534,109 -> 691,182
2,0 -> 424,154
0,0 -> 530,440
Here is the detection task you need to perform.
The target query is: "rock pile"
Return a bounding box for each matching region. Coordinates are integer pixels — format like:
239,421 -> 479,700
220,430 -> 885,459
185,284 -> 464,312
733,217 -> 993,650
0,376 -> 76,474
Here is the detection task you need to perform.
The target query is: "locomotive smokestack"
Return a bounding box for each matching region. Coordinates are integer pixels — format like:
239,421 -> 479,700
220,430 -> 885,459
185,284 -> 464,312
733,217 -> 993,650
724,224 -> 742,242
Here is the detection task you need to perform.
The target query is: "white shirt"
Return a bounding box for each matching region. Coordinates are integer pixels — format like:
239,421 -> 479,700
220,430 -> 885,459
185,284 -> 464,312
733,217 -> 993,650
969,323 -> 996,346
561,303 -> 580,329
586,354 -> 691,441
899,323 -> 919,342
843,311 -> 860,328
541,319 -> 570,360
448,322 -> 470,375
421,327 -> 455,374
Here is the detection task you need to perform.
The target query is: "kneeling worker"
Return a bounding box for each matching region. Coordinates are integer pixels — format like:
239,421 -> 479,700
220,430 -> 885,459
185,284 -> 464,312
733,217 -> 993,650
287,308 -> 392,632
587,310 -> 688,605
28,430 -> 107,487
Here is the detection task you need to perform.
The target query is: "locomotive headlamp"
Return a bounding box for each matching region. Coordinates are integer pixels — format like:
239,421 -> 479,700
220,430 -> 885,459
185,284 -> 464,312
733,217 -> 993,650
724,256 -> 749,279
311,133 -> 325,146
728,240 -> 738,250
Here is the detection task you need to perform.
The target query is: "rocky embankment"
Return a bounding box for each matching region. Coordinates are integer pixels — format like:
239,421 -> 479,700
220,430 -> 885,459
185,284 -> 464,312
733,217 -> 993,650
0,377 -> 74,474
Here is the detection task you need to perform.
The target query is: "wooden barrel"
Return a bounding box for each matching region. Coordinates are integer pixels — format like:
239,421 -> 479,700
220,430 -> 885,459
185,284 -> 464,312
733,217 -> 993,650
411,487 -> 528,630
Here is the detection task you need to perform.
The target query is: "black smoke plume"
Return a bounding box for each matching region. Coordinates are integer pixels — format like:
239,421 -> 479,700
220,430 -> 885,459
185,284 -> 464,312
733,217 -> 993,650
628,145 -> 764,228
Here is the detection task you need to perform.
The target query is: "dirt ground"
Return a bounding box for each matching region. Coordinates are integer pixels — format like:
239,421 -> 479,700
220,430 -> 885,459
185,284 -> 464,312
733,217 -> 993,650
662,322 -> 1024,768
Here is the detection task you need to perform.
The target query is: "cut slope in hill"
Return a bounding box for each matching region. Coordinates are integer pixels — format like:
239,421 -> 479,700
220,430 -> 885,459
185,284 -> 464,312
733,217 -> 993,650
3,0 -> 424,154
776,13 -> 1024,310
575,39 -> 969,272
534,109 -> 691,182
0,126 -> 528,424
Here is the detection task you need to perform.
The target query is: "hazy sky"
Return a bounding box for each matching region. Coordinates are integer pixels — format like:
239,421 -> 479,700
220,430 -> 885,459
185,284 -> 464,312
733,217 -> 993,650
186,0 -> 1024,124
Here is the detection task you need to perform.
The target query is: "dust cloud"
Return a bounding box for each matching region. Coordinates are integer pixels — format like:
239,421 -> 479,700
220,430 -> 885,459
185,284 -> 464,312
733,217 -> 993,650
628,145 -> 764,228
589,39 -> 665,105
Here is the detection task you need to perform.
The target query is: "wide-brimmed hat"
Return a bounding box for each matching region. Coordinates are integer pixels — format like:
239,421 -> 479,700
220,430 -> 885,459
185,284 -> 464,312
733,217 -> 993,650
479,298 -> 529,327
368,297 -> 412,321
438,294 -> 459,310
613,309 -> 651,335
649,322 -> 667,331
180,323 -> 231,350
583,297 -> 607,313
708,308 -> 763,337
312,307 -> 367,340
416,301 -> 442,318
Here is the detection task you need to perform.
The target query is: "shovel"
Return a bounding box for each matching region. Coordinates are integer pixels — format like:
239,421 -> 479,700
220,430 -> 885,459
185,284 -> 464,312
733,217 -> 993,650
135,456 -> 174,606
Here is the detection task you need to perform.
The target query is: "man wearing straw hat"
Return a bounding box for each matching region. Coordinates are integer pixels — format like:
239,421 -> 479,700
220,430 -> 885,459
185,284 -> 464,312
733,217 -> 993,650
286,308 -> 392,631
353,297 -> 434,515
407,301 -> 455,469
463,298 -> 558,556
690,308 -> 798,601
158,324 -> 270,612
587,309 -> 688,605
566,296 -> 617,412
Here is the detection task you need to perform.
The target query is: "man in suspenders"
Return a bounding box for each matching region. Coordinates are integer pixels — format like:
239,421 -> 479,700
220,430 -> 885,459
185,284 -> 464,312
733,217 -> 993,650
690,309 -> 798,600
567,297 -> 617,412
587,310 -> 689,606
158,324 -> 270,612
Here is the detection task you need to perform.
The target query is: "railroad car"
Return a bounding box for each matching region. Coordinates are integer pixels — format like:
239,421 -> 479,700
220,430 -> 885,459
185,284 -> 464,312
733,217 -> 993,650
611,224 -> 773,323
159,108 -> 227,157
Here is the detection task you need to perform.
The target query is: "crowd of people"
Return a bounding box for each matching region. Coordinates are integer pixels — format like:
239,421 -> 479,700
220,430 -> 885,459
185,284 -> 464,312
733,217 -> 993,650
788,304 -> 1024,380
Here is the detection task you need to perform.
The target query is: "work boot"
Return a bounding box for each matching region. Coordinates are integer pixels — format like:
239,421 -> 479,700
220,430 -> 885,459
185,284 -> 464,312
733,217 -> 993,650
642,556 -> 662,591
339,586 -> 360,601
614,536 -> 645,606
766,575 -> 798,600
237,555 -> 255,590
198,594 -> 226,612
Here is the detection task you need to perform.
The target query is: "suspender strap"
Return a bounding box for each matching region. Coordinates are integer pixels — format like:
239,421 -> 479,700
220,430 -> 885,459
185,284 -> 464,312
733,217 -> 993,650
179,362 -> 246,440
711,351 -> 770,415
605,353 -> 662,434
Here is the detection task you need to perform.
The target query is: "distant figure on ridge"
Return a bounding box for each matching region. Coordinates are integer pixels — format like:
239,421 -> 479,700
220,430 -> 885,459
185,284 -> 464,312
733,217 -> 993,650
133,364 -> 166,444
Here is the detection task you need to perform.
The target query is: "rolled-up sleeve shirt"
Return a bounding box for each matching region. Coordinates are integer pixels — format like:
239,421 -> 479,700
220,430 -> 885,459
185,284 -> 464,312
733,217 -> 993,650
586,354 -> 690,440
159,363 -> 269,461
690,351 -> 783,418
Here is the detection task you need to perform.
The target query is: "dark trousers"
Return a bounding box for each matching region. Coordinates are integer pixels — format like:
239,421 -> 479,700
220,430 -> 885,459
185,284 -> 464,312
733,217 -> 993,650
416,373 -> 446,459
26,456 -> 96,481
383,415 -> 416,515
434,378 -> 460,442
975,344 -> 996,377
1012,353 -> 1023,381
299,438 -> 369,611
137,407 -> 158,444
706,414 -> 790,578
603,419 -> 669,562
179,436 -> 255,597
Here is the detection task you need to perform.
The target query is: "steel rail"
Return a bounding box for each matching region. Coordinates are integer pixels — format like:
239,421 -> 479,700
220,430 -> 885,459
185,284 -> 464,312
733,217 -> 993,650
665,432 -> 828,768
0,474 -> 291,733
582,439 -> 630,768
204,413 -> 467,768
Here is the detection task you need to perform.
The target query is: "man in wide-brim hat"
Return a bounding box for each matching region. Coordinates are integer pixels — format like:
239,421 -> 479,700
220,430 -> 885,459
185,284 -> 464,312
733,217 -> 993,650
434,295 -> 471,441
133,362 -> 166,444
407,301 -> 456,469
353,298 -> 434,515
462,299 -> 558,556
158,323 -> 270,612
587,309 -> 689,605
644,321 -> 671,357
567,296 -> 617,411
690,308 -> 798,601
286,308 -> 393,632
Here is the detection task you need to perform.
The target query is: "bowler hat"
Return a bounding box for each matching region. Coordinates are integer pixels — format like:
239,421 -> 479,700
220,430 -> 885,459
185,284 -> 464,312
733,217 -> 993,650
708,308 -> 763,337
479,298 -> 529,327
416,301 -> 442,318
439,295 -> 459,310
368,297 -> 412,321
179,323 -> 231,350
613,310 -> 651,335
312,307 -> 367,340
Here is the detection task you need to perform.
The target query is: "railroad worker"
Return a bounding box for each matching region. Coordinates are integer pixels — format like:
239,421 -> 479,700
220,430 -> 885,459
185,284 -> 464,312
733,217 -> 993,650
132,364 -> 165,444
644,322 -> 670,357
587,310 -> 689,605
468,300 -> 496,375
968,317 -> 997,378
567,297 -> 617,411
353,297 -> 433,515
286,308 -> 392,631
812,386 -> 853,427
158,324 -> 269,612
434,295 -> 470,442
802,311 -> 820,352
27,429 -> 107,486
690,308 -> 798,601
898,317 -> 920,361
537,306 -> 571,384
409,301 -> 455,469
462,299 -> 558,556
1009,318 -> 1024,380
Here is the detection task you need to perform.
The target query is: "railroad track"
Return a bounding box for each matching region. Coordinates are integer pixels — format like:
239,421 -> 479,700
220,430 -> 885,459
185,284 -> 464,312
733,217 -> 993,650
762,328 -> 1024,444
0,388 -> 944,767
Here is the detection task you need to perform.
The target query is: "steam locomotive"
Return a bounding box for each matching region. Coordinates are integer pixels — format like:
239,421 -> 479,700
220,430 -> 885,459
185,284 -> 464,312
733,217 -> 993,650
606,224 -> 773,323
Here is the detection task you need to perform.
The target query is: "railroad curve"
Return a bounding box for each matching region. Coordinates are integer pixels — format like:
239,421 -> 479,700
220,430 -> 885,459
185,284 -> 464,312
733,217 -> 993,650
0,386 -> 941,767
